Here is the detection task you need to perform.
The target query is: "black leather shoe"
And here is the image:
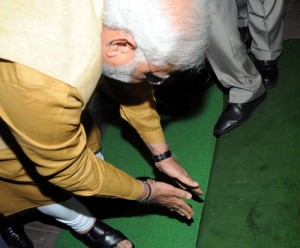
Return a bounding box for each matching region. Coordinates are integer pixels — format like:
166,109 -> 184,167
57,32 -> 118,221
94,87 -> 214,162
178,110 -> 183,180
239,26 -> 252,54
213,92 -> 266,137
255,60 -> 278,89
1,225 -> 34,248
71,220 -> 134,248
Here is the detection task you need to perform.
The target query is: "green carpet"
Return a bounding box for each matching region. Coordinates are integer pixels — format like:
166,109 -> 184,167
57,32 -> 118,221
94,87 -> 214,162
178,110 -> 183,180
197,40 -> 300,248
55,84 -> 223,246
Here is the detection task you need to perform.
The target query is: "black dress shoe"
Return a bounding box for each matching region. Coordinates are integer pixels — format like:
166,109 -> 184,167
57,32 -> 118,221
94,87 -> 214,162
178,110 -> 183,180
238,26 -> 252,54
71,219 -> 134,248
255,60 -> 278,89
213,92 -> 266,137
1,225 -> 34,248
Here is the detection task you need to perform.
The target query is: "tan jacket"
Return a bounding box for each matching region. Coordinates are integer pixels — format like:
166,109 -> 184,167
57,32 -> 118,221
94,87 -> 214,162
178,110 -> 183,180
0,1 -> 164,216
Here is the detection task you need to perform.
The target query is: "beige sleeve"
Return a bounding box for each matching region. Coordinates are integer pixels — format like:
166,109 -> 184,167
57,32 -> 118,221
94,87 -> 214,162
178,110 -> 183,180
104,79 -> 165,144
0,62 -> 143,200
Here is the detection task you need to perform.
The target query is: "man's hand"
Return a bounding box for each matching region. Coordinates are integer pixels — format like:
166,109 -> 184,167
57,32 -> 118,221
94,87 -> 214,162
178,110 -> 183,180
155,156 -> 204,195
139,179 -> 194,219
146,142 -> 204,195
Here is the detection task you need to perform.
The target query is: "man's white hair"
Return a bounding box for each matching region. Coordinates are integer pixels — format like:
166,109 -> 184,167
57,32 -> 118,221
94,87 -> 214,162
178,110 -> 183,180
103,0 -> 210,71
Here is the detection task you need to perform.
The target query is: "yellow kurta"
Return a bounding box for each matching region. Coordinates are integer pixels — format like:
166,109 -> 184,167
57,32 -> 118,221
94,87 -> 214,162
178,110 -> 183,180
0,1 -> 164,216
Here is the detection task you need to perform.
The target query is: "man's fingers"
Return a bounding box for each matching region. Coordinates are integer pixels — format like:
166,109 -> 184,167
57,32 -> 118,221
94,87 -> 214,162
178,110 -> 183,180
175,187 -> 192,199
192,187 -> 204,195
169,207 -> 192,219
180,173 -> 199,188
171,190 -> 194,219
176,179 -> 204,195
171,199 -> 194,219
159,160 -> 203,194
149,181 -> 196,219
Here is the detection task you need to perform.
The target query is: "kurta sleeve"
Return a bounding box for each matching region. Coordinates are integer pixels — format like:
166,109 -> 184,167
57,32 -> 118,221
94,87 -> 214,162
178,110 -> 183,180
103,79 -> 165,144
0,63 -> 143,200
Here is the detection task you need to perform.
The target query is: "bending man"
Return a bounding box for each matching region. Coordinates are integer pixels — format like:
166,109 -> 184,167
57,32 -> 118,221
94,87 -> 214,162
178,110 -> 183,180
0,0 -> 210,247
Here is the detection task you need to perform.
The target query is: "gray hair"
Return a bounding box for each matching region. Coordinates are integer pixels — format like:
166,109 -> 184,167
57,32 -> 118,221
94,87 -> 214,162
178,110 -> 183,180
102,0 -> 210,71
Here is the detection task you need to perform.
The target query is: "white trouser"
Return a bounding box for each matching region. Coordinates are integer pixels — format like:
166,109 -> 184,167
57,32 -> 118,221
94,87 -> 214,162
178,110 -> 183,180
37,151 -> 104,233
37,197 -> 95,233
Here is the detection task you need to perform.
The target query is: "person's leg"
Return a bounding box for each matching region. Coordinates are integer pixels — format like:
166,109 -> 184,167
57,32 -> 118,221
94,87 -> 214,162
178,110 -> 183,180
2,198 -> 134,248
37,198 -> 95,233
248,0 -> 285,60
39,198 -> 133,248
236,0 -> 248,28
248,0 -> 285,88
207,0 -> 264,103
236,0 -> 252,53
206,0 -> 265,136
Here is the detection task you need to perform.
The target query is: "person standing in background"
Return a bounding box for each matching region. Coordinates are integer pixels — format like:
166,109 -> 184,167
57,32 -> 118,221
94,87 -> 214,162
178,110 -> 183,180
237,0 -> 285,89
207,0 -> 284,137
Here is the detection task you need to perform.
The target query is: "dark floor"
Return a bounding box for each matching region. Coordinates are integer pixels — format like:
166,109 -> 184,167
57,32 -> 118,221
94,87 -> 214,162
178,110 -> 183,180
1,1 -> 300,248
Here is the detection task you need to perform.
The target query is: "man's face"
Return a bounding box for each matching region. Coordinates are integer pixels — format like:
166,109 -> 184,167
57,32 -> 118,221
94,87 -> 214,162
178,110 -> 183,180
102,48 -> 173,84
102,59 -> 136,83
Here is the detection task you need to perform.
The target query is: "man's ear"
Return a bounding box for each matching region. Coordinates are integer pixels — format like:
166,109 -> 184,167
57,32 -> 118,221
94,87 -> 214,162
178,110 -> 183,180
106,32 -> 137,58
